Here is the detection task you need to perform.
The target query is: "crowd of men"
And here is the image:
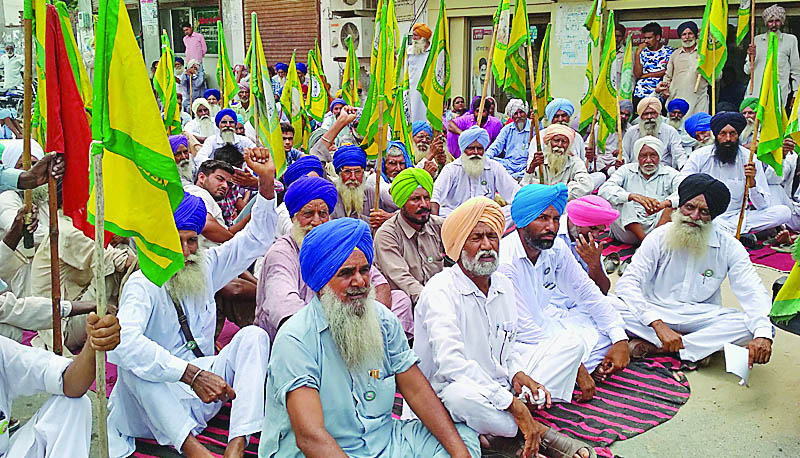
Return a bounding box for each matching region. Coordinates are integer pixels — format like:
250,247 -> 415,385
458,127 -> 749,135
0,5 -> 796,458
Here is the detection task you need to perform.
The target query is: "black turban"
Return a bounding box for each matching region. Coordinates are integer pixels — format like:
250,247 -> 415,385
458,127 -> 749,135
677,21 -> 698,37
710,112 -> 747,136
678,173 -> 731,219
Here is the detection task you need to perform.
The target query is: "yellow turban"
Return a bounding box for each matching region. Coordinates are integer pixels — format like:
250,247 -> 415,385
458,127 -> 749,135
637,96 -> 662,116
441,197 -> 505,262
541,124 -> 576,147
413,23 -> 432,39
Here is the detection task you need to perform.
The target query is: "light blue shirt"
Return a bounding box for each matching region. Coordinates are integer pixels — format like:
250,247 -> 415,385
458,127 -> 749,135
259,297 -> 419,458
0,166 -> 21,193
485,119 -> 532,179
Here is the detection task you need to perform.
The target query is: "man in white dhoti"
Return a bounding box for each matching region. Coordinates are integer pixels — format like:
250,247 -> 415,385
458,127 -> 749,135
1,312 -> 120,457
681,111 -> 791,236
599,136 -> 682,244
615,173 -> 774,366
107,148 -> 278,458
499,184 -> 629,403
414,197 -> 595,458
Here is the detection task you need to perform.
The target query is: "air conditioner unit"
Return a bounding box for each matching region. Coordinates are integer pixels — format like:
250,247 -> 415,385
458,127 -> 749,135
330,17 -> 375,59
331,0 -> 378,16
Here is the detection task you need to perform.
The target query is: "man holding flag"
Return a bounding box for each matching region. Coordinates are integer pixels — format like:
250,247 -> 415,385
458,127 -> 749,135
745,4 -> 800,107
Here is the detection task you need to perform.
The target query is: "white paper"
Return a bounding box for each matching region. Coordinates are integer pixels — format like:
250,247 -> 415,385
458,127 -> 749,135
724,343 -> 750,386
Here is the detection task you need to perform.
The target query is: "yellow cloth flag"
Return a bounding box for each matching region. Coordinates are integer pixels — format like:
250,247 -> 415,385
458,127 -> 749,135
697,0 -> 728,84
578,42 -> 595,134
416,0 -> 450,130
584,0 -> 605,46
755,32 -> 785,176
280,52 -> 307,149
306,49 -> 330,123
591,10 -> 617,151
153,32 -> 181,133
534,24 -> 552,116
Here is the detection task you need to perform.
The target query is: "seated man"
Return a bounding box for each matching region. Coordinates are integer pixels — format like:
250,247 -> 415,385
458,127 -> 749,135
432,126 -> 520,218
367,141 -> 413,225
184,159 -> 241,247
171,135 -> 195,185
414,123 -> 451,179
683,112 -> 714,151
374,169 -> 444,306
622,97 -> 686,169
544,98 -> 585,161
280,122 -> 303,167
485,99 -> 532,179
599,137 -> 682,244
522,125 -> 594,199
584,100 -> 630,181
203,88 -> 221,117
760,137 -> 800,230
330,145 -> 385,226
682,112 -> 790,235
615,173 -> 774,366
107,148 -> 277,458
500,184 -> 629,402
665,98 -> 694,149
255,176 -> 413,340
259,217 -> 479,458
739,97 -> 758,146
1,312 -> 120,457
413,197 -> 595,458
184,98 -> 218,144
194,108 -> 257,166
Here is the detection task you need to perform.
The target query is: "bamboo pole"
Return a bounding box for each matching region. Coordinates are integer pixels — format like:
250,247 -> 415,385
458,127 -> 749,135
615,92 -> 623,161
735,117 -> 759,239
711,40 -> 716,115
92,147 -> 110,458
48,162 -> 63,356
525,44 -> 544,184
22,10 -> 34,250
373,97 -> 385,215
749,2 -> 756,93
476,26 -> 498,126
586,111 -> 599,170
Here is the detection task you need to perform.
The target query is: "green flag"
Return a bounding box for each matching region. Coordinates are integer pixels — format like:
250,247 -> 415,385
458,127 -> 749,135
736,0 -> 751,45
280,51 -> 306,149
217,21 -> 238,108
534,24 -> 552,116
618,35 -> 634,100
591,10 -> 617,151
342,36 -> 360,107
578,43 -> 594,134
491,0 -> 511,87
584,0 -> 605,46
697,0 -> 728,84
153,32 -> 181,133
504,0 -> 529,100
417,0 -> 450,131
755,32 -> 785,176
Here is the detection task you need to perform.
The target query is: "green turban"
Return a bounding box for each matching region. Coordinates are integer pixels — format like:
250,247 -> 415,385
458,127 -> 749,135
740,97 -> 758,112
390,168 -> 434,207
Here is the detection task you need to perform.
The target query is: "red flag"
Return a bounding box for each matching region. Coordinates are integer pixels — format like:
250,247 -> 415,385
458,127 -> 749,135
44,5 -> 110,244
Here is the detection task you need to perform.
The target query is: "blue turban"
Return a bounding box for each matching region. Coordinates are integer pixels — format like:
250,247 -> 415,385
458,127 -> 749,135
383,141 -> 412,182
458,125 -> 490,153
285,176 -> 338,218
330,98 -> 346,113
332,145 -> 367,173
275,62 -> 288,72
174,192 -> 207,234
299,218 -> 374,291
684,112 -> 712,138
544,98 -> 575,122
215,108 -> 237,127
667,98 -> 690,115
296,62 -> 307,74
203,88 -> 221,100
412,120 -> 433,137
236,114 -> 244,124
511,183 -> 568,228
284,155 -> 325,188
175,57 -> 184,65
710,111 -> 747,136
169,135 -> 188,153
677,21 -> 699,37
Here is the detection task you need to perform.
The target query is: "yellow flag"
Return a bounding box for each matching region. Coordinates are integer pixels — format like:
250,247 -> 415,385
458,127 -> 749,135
306,49 -> 330,123
591,10 -> 617,150
416,0 -> 450,130
755,32 -> 785,176
280,52 -> 306,149
697,0 -> 728,83
578,42 -> 594,134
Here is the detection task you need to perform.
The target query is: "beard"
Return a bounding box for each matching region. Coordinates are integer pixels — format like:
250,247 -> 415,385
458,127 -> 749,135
335,177 -> 367,215
665,211 -> 713,258
460,249 -> 499,276
220,127 -> 236,144
696,135 -> 715,147
175,67 -> 185,77
197,115 -> 217,137
166,248 -> 208,304
462,154 -> 485,178
515,119 -> 527,132
714,139 -> 739,164
741,122 -> 755,143
545,144 -> 569,177
667,117 -> 683,130
410,38 -> 429,55
639,163 -> 658,175
414,141 -> 430,157
30,184 -> 49,207
290,218 -> 314,247
401,205 -> 431,227
682,38 -> 697,48
522,227 -> 556,251
319,285 -> 385,371
639,117 -> 661,137
177,159 -> 194,182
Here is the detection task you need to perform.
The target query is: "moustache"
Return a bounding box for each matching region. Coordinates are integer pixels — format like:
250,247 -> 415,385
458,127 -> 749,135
415,207 -> 431,215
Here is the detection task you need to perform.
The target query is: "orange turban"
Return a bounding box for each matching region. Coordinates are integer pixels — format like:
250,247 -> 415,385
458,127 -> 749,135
413,23 -> 432,39
441,197 -> 505,261
541,124 -> 576,147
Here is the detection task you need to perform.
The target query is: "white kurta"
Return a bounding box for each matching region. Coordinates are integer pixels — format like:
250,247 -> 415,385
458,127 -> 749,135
183,119 -> 219,139
0,190 -> 50,296
744,32 -> 800,106
407,50 -> 430,123
0,336 -> 92,458
193,134 -> 257,167
107,194 -> 277,458
614,223 -> 774,361
431,157 -> 520,218
682,144 -> 791,234
521,149 -> 595,199
761,153 -> 800,230
621,123 -> 687,170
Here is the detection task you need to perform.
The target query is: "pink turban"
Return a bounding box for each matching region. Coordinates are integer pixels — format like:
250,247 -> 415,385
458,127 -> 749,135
637,97 -> 662,115
441,197 -> 505,262
566,195 -> 620,228
542,124 -> 576,146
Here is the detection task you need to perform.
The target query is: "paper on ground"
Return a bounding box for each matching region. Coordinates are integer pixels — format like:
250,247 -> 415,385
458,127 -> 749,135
724,343 -> 750,386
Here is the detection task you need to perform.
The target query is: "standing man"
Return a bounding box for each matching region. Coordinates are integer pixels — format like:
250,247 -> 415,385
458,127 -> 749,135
182,22 -> 207,71
0,44 -> 24,91
745,4 -> 800,107
633,22 -> 673,106
657,21 -> 708,116
611,24 -> 627,91
408,23 -> 432,123
180,59 -> 206,112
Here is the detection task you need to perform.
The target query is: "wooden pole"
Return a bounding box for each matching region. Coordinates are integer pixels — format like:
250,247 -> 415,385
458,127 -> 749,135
749,3 -> 757,93
476,26 -> 498,126
373,97 -> 385,213
711,40 -> 716,115
735,117 -> 759,239
525,44 -> 545,184
92,147 -> 110,458
586,111 -> 598,170
22,8 -> 34,250
48,163 -> 63,356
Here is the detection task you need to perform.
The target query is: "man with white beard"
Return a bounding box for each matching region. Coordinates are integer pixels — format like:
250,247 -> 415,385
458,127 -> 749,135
432,126 -> 519,219
413,197 -> 595,458
407,23 -> 433,123
413,121 -> 450,179
542,98 -> 586,161
656,21 -> 708,117
259,217 -> 479,458
522,124 -> 594,199
739,97 -> 758,146
330,145 -> 387,226
194,108 -> 256,167
106,148 -> 277,458
171,135 -> 195,185
599,136 -> 682,245
485,99 -> 533,179
621,97 -> 686,169
683,112 -> 714,152
184,98 -> 218,143
615,173 -> 774,367
203,89 -> 221,117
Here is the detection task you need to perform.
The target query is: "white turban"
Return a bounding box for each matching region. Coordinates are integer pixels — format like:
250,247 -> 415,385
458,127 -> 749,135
0,139 -> 44,167
187,59 -> 201,69
762,4 -> 786,23
633,135 -> 665,158
504,99 -> 528,118
192,97 -> 211,117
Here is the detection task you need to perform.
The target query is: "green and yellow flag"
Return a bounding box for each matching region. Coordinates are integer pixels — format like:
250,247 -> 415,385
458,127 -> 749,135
491,0 -> 511,87
306,49 -> 330,123
584,0 -> 605,47
391,36 -> 415,159
534,24 -> 552,116
618,34 -> 634,100
342,36 -> 360,107
280,51 -> 306,149
697,0 -> 728,84
154,31 -> 181,133
245,12 -> 286,176
755,32 -> 785,176
504,0 -> 529,100
591,10 -> 617,150
90,0 -> 184,286
770,240 -> 800,323
785,88 -> 800,151
217,21 -> 237,108
55,1 -> 92,116
579,43 -> 595,134
736,0 -> 751,45
417,0 -> 450,130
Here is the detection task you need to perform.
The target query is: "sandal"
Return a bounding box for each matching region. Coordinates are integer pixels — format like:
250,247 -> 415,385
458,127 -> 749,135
603,252 -> 620,274
771,244 -> 794,254
540,427 -> 597,458
617,258 -> 631,275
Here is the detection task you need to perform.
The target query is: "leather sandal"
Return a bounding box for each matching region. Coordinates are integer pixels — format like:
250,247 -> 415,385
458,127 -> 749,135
540,427 -> 597,458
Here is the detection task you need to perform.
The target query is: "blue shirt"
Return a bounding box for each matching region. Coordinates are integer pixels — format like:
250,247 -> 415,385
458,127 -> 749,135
485,120 -> 532,179
286,147 -> 303,166
259,297 -> 419,458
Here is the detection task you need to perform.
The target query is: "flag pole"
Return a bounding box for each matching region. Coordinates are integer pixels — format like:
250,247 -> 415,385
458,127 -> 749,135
48,160 -> 63,356
92,143 -> 110,458
586,111 -> 598,170
749,1 -> 756,93
476,26 -> 497,126
711,39 -> 716,115
736,117 -> 760,239
22,4 -> 34,251
373,97 -> 385,216
525,43 -> 544,184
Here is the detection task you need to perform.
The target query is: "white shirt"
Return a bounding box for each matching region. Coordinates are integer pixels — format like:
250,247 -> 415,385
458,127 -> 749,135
432,156 -> 520,217
615,223 -> 773,340
760,153 -> 797,207
0,191 -> 50,296
407,50 -> 430,123
498,231 -> 628,346
521,149 -> 595,199
622,123 -> 687,170
414,265 -> 526,411
194,133 -> 257,167
183,118 -> 219,139
0,54 -> 24,90
599,163 -> 683,208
